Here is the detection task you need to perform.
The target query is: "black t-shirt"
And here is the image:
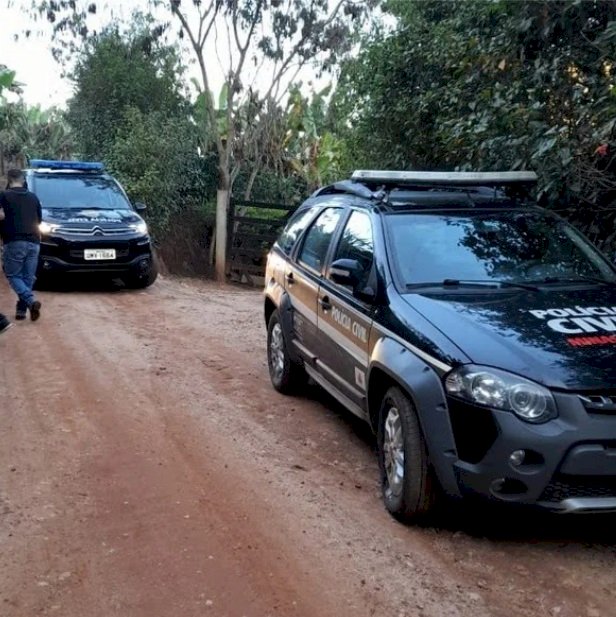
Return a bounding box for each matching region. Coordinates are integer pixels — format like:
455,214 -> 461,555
0,187 -> 42,244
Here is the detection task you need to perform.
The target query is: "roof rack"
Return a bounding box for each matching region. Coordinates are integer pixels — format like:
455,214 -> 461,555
29,159 -> 105,172
351,170 -> 537,187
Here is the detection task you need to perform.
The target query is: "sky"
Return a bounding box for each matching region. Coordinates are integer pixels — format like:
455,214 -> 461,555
1,2 -> 76,107
0,0 -> 339,110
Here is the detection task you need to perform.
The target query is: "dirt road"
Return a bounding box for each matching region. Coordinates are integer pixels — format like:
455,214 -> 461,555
1,277 -> 615,617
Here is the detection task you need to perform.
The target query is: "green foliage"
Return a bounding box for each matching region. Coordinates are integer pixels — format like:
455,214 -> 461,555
67,21 -> 186,159
335,0 -> 616,246
0,103 -> 74,166
105,107 -> 217,236
0,67 -> 17,97
284,85 -> 345,191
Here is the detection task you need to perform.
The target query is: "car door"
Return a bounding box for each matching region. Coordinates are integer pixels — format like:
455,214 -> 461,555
286,207 -> 344,364
316,210 -> 376,409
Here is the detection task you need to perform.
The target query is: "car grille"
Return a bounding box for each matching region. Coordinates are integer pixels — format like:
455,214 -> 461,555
540,474 -> 616,503
57,226 -> 134,236
579,394 -> 616,414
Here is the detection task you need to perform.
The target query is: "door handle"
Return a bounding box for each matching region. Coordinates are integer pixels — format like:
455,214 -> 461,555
319,296 -> 332,311
285,272 -> 295,285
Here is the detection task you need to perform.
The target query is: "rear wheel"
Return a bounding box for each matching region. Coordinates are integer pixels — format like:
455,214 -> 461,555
267,310 -> 305,394
377,386 -> 439,523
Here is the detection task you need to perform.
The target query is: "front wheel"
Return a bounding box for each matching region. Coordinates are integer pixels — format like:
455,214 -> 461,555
124,259 -> 158,289
377,386 -> 439,523
267,310 -> 305,394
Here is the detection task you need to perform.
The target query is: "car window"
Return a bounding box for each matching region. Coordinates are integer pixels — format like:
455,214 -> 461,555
277,206 -> 318,255
331,210 -> 374,290
33,175 -> 131,210
298,208 -> 343,272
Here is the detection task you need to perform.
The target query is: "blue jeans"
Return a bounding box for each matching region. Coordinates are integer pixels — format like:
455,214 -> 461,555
3,241 -> 40,308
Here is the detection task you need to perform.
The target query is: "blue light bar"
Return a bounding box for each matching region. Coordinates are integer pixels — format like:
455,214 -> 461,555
30,159 -> 105,172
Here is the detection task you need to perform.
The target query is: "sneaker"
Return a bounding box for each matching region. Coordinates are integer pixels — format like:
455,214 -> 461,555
30,301 -> 42,322
16,301 -> 27,321
0,315 -> 12,335
15,300 -> 28,321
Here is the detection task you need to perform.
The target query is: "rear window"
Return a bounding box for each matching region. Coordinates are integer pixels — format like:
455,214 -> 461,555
33,174 -> 131,210
276,206 -> 318,254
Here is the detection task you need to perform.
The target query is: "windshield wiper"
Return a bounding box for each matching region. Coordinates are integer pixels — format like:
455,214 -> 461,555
530,276 -> 614,287
406,279 -> 540,292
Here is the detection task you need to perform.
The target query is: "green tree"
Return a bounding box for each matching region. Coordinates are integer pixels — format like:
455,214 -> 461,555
67,21 -> 186,159
336,0 -> 616,247
166,0 -> 374,279
105,106 -> 215,236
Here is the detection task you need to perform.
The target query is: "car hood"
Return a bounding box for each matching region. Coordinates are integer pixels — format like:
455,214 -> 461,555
402,287 -> 616,390
43,207 -> 142,225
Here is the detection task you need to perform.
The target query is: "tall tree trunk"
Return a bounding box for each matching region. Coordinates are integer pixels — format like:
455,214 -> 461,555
215,166 -> 231,282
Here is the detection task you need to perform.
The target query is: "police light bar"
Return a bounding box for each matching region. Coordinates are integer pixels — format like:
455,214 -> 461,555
352,170 -> 538,186
30,159 -> 105,172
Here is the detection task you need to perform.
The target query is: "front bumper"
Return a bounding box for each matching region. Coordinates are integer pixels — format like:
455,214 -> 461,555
448,393 -> 616,513
39,234 -> 153,275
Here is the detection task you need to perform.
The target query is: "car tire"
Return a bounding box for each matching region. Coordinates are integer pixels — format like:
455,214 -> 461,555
377,386 -> 438,523
125,259 -> 158,289
267,310 -> 305,394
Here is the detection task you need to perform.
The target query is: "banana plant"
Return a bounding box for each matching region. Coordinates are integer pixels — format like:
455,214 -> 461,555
284,84 -> 343,190
192,80 -> 230,152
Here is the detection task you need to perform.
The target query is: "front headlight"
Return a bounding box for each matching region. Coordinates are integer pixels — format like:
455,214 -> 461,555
39,222 -> 59,235
445,365 -> 557,423
130,222 -> 148,235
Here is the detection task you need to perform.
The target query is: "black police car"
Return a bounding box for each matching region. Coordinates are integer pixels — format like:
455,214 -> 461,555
264,169 -> 616,522
26,160 -> 157,288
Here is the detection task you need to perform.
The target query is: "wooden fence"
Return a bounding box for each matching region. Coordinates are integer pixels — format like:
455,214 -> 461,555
227,198 -> 295,285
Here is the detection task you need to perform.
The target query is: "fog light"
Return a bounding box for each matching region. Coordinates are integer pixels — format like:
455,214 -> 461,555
509,450 -> 525,467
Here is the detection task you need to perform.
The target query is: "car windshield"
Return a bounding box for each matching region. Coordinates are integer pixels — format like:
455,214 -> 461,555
34,175 -> 131,210
386,210 -> 616,287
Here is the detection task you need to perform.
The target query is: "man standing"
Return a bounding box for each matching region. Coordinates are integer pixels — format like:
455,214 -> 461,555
0,169 -> 42,321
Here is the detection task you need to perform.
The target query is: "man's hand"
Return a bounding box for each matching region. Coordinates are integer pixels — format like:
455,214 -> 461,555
0,208 -> 5,221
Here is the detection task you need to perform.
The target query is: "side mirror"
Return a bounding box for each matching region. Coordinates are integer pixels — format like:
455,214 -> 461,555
135,202 -> 147,213
330,258 -> 361,287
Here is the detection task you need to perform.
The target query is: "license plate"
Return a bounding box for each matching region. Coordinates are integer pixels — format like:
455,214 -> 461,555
84,249 -> 116,261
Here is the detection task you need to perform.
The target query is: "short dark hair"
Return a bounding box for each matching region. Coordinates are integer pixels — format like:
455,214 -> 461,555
7,168 -> 25,185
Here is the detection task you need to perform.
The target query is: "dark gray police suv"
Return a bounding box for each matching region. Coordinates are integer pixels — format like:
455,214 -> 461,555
264,169 -> 616,523
26,160 -> 157,288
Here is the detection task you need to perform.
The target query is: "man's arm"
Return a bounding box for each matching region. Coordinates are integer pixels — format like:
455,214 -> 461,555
0,193 -> 5,221
36,197 -> 42,223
